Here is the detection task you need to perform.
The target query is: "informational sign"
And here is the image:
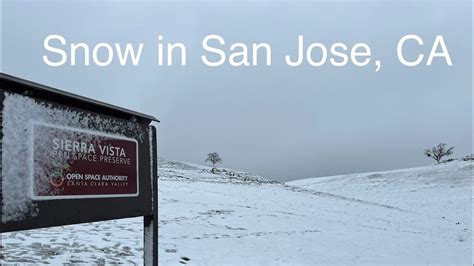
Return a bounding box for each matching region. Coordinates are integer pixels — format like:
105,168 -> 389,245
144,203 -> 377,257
31,123 -> 139,200
1,73 -> 157,266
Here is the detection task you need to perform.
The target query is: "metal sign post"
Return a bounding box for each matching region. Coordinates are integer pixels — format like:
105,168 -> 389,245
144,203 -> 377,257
0,73 -> 159,264
144,126 -> 158,266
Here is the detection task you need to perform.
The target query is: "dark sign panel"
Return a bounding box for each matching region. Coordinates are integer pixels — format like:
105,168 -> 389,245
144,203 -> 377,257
32,123 -> 139,199
0,73 -> 158,234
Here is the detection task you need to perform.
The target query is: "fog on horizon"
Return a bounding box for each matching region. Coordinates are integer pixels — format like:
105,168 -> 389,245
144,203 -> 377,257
1,1 -> 471,181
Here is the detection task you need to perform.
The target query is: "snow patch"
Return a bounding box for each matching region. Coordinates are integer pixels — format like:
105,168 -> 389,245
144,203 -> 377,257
1,159 -> 472,264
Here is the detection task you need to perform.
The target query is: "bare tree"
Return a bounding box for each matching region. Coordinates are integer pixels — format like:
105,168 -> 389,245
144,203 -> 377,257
205,152 -> 222,167
424,143 -> 454,163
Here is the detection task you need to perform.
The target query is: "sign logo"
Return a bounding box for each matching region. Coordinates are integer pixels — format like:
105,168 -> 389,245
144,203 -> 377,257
31,123 -> 139,200
48,161 -> 69,188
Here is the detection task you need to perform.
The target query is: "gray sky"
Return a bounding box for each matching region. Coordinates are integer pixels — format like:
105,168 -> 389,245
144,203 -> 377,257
2,0 -> 472,181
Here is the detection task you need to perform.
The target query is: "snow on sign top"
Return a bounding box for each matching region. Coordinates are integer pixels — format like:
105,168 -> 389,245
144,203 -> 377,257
0,73 -> 159,123
0,75 -> 157,230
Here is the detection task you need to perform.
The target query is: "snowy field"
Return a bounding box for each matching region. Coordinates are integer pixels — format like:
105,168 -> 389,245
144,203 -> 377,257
1,159 -> 472,265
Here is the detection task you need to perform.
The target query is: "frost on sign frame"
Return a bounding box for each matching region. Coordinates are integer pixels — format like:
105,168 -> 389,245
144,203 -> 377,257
30,123 -> 139,200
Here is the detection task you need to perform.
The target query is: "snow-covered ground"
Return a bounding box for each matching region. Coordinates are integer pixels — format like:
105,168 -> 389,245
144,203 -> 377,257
1,159 -> 472,265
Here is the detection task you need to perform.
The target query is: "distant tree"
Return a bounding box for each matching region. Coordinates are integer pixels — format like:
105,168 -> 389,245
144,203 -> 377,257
424,143 -> 454,163
205,152 -> 222,167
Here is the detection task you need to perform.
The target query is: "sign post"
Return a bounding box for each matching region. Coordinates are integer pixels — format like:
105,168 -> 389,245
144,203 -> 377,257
144,126 -> 159,266
0,73 -> 159,265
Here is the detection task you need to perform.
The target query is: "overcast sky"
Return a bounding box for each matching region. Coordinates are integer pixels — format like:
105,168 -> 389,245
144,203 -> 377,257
1,1 -> 472,181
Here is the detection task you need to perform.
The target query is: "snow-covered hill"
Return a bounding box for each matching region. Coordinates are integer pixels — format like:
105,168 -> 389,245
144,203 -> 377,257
158,158 -> 270,183
1,159 -> 472,265
289,159 -> 472,226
